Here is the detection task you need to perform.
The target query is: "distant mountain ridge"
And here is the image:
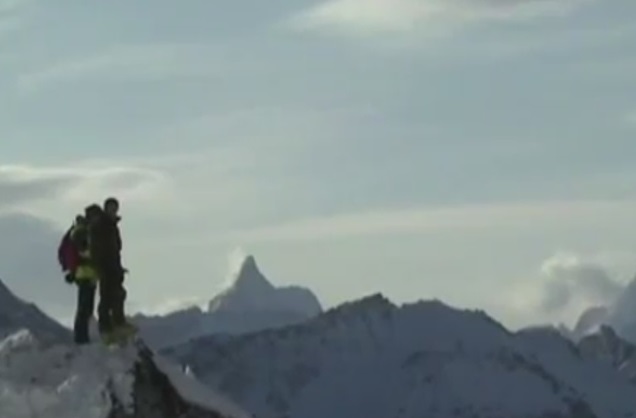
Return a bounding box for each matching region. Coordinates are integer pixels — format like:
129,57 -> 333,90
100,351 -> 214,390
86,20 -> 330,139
134,255 -> 322,350
0,278 -> 70,344
161,293 -> 636,418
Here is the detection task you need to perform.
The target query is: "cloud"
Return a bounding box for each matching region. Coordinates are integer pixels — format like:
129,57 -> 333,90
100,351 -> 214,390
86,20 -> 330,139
16,43 -> 227,93
503,252 -> 627,327
228,198 -> 636,242
0,164 -> 173,221
539,253 -> 623,312
291,0 -> 593,36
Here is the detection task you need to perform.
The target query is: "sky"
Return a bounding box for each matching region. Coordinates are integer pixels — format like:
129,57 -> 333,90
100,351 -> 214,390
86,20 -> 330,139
1,0 -> 635,329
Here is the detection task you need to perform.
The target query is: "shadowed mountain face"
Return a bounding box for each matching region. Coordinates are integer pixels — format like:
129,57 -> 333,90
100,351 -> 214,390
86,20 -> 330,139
162,294 -> 636,418
0,278 -> 70,344
208,255 -> 322,316
576,325 -> 636,384
134,255 -> 322,350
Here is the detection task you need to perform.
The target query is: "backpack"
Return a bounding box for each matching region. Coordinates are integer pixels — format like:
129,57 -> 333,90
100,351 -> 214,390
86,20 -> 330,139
57,225 -> 80,273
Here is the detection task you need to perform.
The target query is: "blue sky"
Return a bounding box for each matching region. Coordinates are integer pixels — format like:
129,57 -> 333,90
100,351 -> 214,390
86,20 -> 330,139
1,0 -> 635,328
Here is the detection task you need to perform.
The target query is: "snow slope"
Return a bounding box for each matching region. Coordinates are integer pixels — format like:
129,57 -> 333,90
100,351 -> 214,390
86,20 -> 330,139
0,329 -> 251,418
133,255 -> 322,350
162,294 -> 636,418
0,278 -> 70,344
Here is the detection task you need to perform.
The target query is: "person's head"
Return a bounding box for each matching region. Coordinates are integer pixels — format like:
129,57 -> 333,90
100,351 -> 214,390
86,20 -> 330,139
84,204 -> 102,223
104,197 -> 119,218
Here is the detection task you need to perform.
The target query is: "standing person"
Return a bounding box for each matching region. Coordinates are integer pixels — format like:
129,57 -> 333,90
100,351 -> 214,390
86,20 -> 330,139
64,204 -> 102,344
90,197 -> 134,342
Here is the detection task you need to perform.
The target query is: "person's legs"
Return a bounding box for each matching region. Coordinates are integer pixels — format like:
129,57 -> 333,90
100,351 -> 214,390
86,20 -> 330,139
97,277 -> 114,335
73,281 -> 96,344
111,271 -> 127,327
112,284 -> 127,327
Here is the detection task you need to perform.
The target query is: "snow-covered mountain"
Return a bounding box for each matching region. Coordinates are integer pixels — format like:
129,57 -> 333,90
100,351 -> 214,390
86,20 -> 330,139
0,328 -> 251,418
133,255 -> 322,350
0,278 -> 70,344
162,293 -> 636,418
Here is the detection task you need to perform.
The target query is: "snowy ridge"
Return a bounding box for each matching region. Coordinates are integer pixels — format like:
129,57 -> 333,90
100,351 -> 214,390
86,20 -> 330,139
0,329 -> 138,418
162,293 -> 636,418
134,255 -> 322,350
0,329 -> 251,418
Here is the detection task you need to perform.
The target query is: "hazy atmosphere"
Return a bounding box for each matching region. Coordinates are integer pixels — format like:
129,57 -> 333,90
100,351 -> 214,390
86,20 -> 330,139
1,0 -> 635,329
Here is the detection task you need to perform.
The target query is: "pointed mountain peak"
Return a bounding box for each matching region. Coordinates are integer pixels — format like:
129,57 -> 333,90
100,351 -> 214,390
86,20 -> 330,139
208,253 -> 321,316
231,254 -> 274,292
0,277 -> 12,295
0,277 -> 26,307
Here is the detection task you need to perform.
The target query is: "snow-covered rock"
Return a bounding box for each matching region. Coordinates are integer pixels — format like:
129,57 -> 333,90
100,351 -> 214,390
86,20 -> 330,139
0,278 -> 70,344
133,255 -> 322,350
0,329 -> 251,418
162,293 -> 636,418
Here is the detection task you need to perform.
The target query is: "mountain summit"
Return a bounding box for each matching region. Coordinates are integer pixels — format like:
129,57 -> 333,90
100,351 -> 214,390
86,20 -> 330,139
134,255 -> 322,350
222,255 -> 275,297
208,255 -> 322,317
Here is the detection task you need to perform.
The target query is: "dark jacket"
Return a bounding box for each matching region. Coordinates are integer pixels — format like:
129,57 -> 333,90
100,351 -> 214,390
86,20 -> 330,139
89,213 -> 122,278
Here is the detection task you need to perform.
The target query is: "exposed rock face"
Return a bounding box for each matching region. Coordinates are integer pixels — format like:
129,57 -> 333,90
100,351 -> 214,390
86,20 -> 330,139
109,343 -> 244,418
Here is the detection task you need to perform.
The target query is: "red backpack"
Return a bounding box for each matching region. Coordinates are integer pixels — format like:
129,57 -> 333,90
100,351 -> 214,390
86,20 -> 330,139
57,226 -> 80,273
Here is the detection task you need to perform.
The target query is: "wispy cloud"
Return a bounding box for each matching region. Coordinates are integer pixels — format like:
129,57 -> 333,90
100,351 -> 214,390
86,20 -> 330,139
0,164 -> 172,218
504,251 -> 628,327
291,0 -> 594,36
16,43 -> 228,93
538,253 -> 623,313
228,199 -> 636,242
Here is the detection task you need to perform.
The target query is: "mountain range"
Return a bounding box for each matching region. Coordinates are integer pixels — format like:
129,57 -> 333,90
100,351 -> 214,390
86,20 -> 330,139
160,293 -> 636,418
3,254 -> 636,417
